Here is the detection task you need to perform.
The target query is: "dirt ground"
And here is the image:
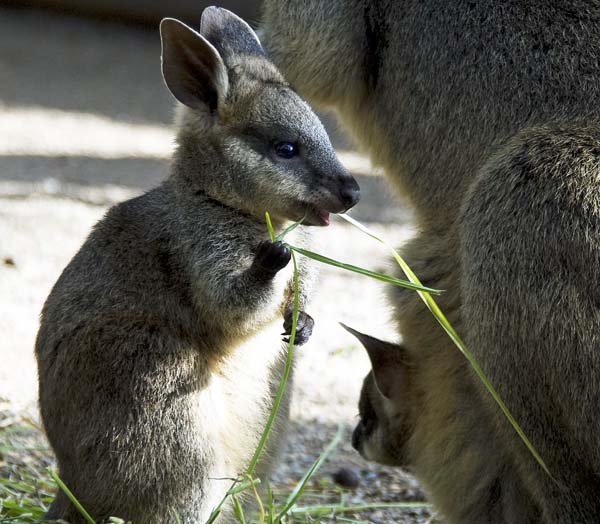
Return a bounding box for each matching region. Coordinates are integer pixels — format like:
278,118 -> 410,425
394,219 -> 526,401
0,6 -> 436,523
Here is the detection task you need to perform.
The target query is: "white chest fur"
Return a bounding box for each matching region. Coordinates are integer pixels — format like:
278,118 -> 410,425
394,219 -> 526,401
193,318 -> 288,519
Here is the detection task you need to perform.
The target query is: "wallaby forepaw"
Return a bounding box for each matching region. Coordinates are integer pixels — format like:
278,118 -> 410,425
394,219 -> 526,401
282,310 -> 314,346
253,240 -> 291,277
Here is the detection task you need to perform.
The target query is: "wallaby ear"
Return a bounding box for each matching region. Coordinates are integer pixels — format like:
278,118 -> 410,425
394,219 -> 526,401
200,6 -> 265,59
340,323 -> 407,401
160,18 -> 229,112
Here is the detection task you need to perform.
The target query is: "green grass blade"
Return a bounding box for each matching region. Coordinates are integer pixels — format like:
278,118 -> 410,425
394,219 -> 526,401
265,212 -> 276,242
48,469 -> 96,524
246,251 -> 299,477
286,246 -> 441,294
204,506 -> 222,524
337,213 -> 553,479
275,216 -> 305,242
205,478 -> 262,524
206,214 -> 299,524
231,494 -> 246,524
265,482 -> 275,524
267,213 -> 441,294
204,480 -> 240,524
288,501 -> 430,517
1,499 -> 47,520
0,479 -> 36,495
228,478 -> 261,496
275,425 -> 344,522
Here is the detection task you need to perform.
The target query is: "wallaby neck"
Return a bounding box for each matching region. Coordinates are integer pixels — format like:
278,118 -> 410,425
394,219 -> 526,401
169,137 -> 254,212
164,170 -> 291,239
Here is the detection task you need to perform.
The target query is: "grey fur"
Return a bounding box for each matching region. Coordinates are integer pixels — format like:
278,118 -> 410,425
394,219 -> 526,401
36,7 -> 359,523
262,1 -> 600,522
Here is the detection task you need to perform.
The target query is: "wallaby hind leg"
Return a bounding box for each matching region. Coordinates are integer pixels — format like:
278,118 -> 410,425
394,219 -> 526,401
39,322 -> 217,524
460,123 -> 600,523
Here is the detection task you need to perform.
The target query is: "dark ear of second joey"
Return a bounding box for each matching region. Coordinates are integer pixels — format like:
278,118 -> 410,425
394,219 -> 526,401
340,323 -> 408,401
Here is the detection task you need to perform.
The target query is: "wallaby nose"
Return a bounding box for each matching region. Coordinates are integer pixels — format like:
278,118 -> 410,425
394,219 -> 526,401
340,179 -> 361,211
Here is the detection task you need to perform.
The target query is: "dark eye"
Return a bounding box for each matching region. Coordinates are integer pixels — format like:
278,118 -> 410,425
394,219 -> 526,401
274,142 -> 299,159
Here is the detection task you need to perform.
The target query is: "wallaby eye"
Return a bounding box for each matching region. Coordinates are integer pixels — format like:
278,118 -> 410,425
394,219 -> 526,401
274,142 -> 299,159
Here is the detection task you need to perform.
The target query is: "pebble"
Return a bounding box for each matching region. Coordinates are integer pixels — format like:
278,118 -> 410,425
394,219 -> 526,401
2,256 -> 15,268
332,466 -> 361,488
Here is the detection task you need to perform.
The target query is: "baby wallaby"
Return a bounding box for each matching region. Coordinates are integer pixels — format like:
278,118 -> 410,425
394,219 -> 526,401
340,325 -> 414,468
344,324 -> 540,524
35,7 -> 359,523
262,2 -> 600,522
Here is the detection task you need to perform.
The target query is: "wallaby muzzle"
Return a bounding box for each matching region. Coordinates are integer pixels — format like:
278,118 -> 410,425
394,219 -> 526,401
339,177 -> 361,211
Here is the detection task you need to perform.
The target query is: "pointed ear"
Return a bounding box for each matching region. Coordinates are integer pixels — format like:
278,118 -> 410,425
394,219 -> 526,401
160,18 -> 229,112
200,6 -> 265,58
341,323 -> 408,401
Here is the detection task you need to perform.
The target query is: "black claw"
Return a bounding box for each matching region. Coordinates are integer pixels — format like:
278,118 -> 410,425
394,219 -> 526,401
253,240 -> 291,277
282,310 -> 314,346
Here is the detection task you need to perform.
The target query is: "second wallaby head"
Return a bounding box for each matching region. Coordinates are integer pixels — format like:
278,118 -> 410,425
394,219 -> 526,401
341,324 -> 416,468
160,7 -> 360,226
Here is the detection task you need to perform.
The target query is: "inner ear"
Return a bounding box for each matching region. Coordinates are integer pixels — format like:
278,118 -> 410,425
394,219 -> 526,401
160,18 -> 229,112
370,351 -> 407,401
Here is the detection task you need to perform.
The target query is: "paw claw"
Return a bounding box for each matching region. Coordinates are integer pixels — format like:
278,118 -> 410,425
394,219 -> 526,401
282,310 -> 314,346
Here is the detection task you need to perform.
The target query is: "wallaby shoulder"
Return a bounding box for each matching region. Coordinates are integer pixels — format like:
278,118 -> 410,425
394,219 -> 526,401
263,0 -> 600,224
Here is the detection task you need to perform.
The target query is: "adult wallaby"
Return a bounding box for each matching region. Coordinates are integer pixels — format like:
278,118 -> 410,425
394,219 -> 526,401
35,7 -> 359,523
262,1 -> 600,523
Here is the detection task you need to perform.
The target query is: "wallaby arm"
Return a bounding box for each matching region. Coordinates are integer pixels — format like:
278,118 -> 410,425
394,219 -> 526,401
179,229 -> 293,338
172,192 -> 317,339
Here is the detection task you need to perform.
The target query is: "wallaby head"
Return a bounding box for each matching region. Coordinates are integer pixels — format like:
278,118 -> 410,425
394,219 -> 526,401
341,323 -> 415,468
160,7 -> 360,226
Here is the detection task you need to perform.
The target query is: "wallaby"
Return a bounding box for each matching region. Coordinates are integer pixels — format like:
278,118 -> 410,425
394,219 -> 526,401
262,1 -> 600,523
35,7 -> 360,524
343,324 -> 540,523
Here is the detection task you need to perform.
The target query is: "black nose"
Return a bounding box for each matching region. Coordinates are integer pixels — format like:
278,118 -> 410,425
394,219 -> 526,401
340,179 -> 361,210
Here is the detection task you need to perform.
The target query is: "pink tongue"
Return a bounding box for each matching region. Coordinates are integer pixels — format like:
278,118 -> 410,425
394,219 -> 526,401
318,210 -> 331,225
